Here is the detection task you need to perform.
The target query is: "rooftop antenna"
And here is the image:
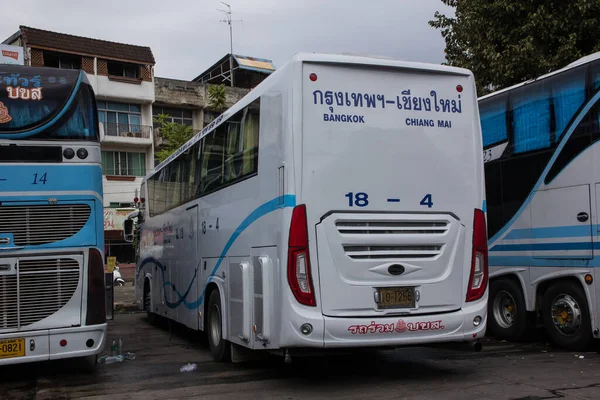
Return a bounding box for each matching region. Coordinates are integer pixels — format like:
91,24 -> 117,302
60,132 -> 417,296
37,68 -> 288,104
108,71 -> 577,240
218,2 -> 243,87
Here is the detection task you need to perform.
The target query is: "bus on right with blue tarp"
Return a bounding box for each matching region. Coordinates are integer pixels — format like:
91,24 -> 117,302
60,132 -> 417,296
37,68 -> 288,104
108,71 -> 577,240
480,51 -> 600,350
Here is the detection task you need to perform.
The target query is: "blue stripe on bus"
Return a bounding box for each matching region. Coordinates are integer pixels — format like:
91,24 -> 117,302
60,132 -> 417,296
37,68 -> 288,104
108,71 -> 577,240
0,164 -> 103,195
503,225 -> 598,240
138,194 -> 297,310
488,90 -> 600,245
0,71 -> 84,140
490,241 -> 595,252
482,200 -> 487,213
489,256 -> 600,268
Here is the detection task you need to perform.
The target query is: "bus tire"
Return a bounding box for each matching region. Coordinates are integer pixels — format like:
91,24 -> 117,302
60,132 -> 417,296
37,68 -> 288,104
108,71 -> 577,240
488,278 -> 528,341
541,280 -> 592,351
207,290 -> 231,362
144,281 -> 156,325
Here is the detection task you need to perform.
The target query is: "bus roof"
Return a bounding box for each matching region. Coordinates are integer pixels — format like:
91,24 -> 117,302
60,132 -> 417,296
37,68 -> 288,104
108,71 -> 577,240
478,51 -> 600,101
144,52 -> 475,182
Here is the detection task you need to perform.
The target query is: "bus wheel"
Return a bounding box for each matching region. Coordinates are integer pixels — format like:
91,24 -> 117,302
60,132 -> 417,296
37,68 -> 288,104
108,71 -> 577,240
488,278 -> 528,341
207,290 -> 231,362
542,281 -> 592,351
144,282 -> 156,325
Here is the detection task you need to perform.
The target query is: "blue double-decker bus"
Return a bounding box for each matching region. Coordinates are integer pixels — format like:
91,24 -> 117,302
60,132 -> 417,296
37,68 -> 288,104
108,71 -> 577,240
0,64 -> 106,368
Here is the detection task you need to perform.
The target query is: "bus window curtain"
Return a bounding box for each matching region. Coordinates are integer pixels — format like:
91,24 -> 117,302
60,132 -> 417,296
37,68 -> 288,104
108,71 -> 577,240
480,98 -> 508,147
225,121 -> 240,182
552,72 -> 586,140
242,110 -> 259,175
512,85 -> 551,154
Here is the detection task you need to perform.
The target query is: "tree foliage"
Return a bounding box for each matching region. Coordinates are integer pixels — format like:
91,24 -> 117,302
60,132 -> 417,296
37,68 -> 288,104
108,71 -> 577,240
153,113 -> 194,163
208,84 -> 227,111
430,0 -> 600,95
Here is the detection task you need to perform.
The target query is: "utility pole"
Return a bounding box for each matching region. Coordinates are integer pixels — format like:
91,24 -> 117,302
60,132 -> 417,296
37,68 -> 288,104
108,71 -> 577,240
218,2 -> 242,87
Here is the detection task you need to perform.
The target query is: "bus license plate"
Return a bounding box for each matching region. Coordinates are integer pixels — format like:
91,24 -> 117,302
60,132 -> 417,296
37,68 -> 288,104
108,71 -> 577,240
0,338 -> 25,359
377,287 -> 416,309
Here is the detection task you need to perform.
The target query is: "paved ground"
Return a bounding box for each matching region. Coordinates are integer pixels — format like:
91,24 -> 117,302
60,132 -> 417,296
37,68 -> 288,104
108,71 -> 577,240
1,312 -> 600,400
112,283 -> 137,313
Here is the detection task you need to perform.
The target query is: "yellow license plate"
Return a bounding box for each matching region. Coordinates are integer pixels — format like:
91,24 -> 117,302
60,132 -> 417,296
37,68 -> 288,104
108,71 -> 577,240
377,287 -> 416,309
0,338 -> 25,359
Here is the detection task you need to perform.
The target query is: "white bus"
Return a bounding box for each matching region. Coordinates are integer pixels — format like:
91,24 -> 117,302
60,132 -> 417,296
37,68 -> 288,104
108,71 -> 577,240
481,52 -> 600,350
124,53 -> 488,362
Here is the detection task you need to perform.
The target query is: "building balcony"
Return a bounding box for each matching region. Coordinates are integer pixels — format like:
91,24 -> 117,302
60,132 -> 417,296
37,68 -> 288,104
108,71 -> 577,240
86,74 -> 154,103
100,122 -> 153,146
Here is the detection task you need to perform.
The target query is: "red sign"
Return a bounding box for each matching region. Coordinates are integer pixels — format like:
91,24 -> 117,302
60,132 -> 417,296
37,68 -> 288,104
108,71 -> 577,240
347,319 -> 445,335
1,50 -> 18,60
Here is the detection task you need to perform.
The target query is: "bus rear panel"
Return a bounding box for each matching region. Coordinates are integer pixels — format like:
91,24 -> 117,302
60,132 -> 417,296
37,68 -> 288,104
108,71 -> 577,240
280,58 -> 487,348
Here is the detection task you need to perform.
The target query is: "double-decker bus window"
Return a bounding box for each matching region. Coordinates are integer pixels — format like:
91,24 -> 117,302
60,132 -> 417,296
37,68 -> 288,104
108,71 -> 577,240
510,80 -> 552,154
480,93 -> 508,148
550,66 -> 587,140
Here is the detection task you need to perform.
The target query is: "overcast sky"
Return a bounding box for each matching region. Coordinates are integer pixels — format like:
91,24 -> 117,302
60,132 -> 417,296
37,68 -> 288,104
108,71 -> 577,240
0,0 -> 453,80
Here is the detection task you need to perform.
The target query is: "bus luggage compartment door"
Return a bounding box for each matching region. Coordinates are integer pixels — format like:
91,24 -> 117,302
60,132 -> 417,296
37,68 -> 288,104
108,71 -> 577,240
530,184 -> 593,260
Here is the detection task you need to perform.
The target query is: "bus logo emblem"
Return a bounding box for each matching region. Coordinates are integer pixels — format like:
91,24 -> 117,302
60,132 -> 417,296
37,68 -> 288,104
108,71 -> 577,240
0,102 -> 11,124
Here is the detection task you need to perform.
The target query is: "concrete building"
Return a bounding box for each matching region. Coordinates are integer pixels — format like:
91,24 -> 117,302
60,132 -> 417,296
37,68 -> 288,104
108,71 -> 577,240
153,54 -> 275,155
2,26 -> 276,266
2,25 -> 156,263
153,77 -> 250,153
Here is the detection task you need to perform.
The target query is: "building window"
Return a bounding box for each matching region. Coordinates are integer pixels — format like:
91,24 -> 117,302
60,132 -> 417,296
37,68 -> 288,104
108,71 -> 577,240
152,107 -> 193,128
98,101 -> 143,136
43,51 -> 82,70
102,151 -> 146,176
107,60 -> 140,79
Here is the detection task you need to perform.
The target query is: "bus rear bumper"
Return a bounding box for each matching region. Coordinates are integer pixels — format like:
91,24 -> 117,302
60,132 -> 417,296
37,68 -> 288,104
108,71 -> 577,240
321,301 -> 487,349
0,323 -> 107,366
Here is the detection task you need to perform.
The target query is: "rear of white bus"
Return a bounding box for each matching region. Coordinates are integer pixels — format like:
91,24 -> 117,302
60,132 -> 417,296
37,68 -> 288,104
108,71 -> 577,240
281,56 -> 487,349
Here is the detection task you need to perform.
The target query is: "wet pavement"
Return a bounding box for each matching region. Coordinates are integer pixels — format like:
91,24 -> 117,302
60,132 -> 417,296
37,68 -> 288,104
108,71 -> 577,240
1,312 -> 600,399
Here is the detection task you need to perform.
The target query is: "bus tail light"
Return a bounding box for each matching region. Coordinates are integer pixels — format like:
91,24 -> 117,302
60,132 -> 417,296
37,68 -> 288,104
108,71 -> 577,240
466,209 -> 488,302
287,205 -> 316,306
86,248 -> 107,325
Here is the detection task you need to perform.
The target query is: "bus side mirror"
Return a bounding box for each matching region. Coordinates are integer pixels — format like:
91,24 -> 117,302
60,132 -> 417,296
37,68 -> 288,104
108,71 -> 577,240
123,219 -> 134,243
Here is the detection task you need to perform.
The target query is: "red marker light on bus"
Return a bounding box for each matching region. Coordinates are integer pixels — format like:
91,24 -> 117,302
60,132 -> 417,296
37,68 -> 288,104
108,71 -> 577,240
309,73 -> 317,82
134,197 -> 139,203
60,339 -> 67,347
456,85 -> 463,93
140,198 -> 145,203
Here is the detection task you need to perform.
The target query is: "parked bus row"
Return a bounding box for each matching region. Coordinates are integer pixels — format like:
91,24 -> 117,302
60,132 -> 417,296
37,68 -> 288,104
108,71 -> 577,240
2,50 -> 599,369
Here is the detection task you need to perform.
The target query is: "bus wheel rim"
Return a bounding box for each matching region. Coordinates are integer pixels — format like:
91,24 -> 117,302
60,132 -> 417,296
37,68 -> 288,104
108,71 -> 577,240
493,290 -> 516,329
550,294 -> 582,335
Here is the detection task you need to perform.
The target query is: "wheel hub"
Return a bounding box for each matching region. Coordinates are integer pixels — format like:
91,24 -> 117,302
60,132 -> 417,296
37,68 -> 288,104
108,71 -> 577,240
493,290 -> 517,329
550,294 -> 582,335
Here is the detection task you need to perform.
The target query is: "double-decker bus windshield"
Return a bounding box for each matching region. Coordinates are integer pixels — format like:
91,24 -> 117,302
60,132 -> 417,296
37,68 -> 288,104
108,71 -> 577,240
0,65 -> 99,141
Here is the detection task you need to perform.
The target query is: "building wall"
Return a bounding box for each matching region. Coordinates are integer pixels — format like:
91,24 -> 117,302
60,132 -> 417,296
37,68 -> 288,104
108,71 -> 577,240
87,75 -> 155,103
83,68 -> 155,207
